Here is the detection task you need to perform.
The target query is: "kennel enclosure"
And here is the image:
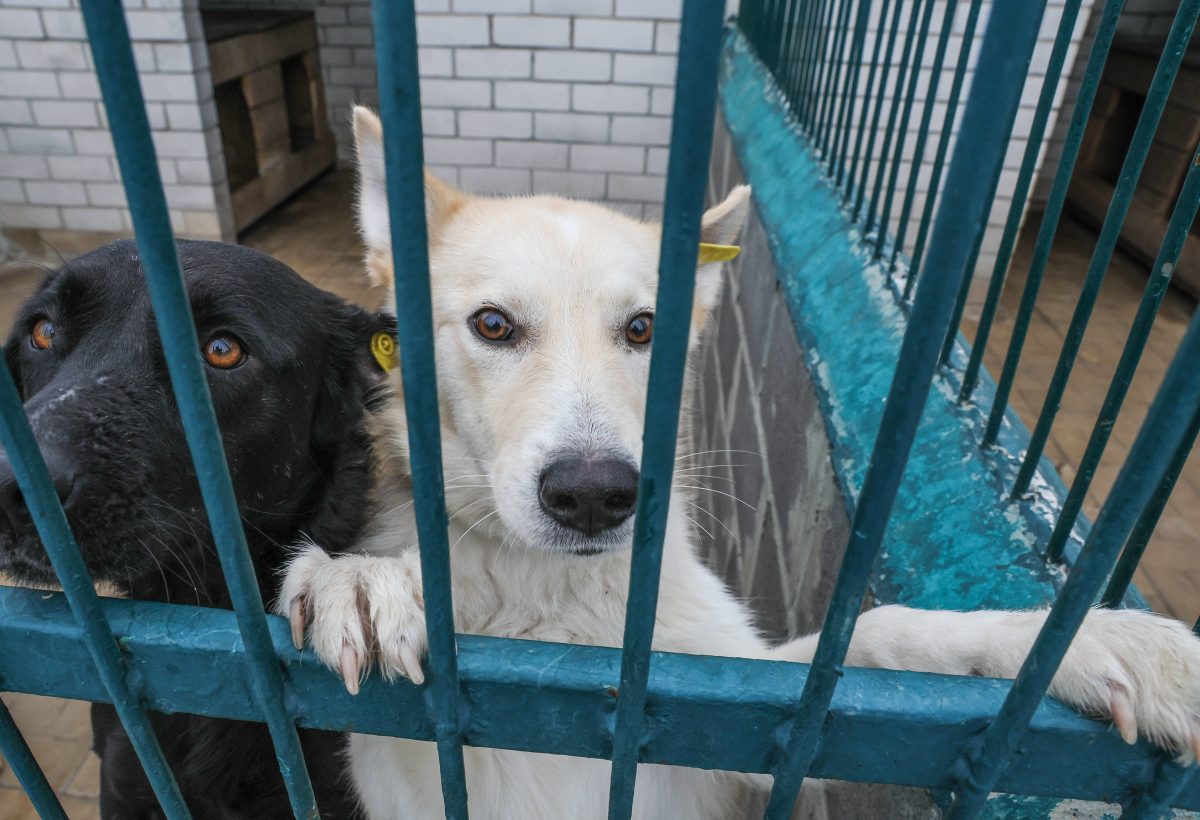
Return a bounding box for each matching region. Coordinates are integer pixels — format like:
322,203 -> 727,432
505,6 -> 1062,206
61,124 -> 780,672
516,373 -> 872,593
0,1 -> 1198,819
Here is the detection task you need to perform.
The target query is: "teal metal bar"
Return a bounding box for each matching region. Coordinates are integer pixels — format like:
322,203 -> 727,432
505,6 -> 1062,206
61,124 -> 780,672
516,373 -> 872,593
370,2 -> 470,817
81,5 -> 321,817
816,0 -> 855,158
844,0 -> 894,201
761,1 -> 1046,815
1009,0 -> 1200,498
803,0 -> 838,130
1046,141 -> 1200,564
863,0 -> 925,238
980,0 -> 1126,447
853,0 -> 906,220
1123,760 -> 1196,820
904,0 -> 984,295
4,584 -> 1200,807
954,0 -> 1086,388
607,2 -> 726,817
888,0 -> 958,273
831,0 -> 873,188
948,308 -> 1200,820
1101,403 -> 1200,607
872,0 -> 938,259
0,700 -> 67,820
0,343 -> 190,818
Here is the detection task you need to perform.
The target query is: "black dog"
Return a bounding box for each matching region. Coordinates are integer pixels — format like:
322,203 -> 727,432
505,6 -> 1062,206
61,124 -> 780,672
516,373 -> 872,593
0,239 -> 390,818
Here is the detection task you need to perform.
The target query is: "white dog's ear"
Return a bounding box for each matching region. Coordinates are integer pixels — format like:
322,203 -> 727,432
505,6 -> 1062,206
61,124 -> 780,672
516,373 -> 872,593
353,105 -> 467,287
694,185 -> 752,322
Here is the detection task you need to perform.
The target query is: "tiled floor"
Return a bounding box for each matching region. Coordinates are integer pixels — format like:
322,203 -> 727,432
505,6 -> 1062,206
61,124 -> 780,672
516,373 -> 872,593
962,211 -> 1199,624
0,172 -> 1195,816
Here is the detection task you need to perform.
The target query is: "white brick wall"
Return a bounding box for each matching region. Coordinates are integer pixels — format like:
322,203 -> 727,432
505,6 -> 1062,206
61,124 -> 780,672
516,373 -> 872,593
0,0 -> 232,239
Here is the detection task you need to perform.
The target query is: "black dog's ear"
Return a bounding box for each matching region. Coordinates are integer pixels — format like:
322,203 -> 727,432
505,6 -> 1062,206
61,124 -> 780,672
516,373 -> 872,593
304,303 -> 396,551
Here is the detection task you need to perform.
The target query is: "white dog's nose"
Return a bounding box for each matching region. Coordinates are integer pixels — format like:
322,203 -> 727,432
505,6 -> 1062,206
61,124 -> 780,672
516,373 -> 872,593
538,456 -> 639,537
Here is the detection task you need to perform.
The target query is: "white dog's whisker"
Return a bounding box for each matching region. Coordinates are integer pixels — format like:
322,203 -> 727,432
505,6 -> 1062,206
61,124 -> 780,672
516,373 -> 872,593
674,483 -> 757,512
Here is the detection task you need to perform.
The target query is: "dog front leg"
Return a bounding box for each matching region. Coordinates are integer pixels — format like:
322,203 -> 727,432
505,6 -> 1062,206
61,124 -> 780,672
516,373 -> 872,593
768,605 -> 1200,757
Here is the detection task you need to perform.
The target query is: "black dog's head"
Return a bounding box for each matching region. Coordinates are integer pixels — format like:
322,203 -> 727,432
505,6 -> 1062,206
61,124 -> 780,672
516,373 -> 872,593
0,239 -> 391,604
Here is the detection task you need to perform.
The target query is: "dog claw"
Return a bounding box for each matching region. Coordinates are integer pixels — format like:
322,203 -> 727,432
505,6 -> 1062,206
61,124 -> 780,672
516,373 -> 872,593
289,598 -> 305,651
400,643 -> 424,685
341,645 -> 361,696
1109,682 -> 1138,744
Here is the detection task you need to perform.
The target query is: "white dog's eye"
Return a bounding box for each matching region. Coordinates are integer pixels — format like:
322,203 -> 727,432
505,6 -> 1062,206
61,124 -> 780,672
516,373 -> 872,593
625,313 -> 653,346
471,308 -> 516,343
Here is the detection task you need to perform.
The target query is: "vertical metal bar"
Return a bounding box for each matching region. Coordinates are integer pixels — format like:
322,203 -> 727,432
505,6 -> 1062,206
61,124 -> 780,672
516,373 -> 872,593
1009,0 -> 1199,498
80,3 -> 320,817
1046,142 -> 1200,564
872,0 -> 938,258
761,3 -> 1045,816
796,0 -> 828,124
0,700 -> 68,820
816,0 -> 856,159
980,0 -> 1126,447
831,0 -> 874,188
953,0 -> 1086,386
370,3 -> 470,817
863,0 -> 926,239
888,0 -> 959,273
948,309 -> 1200,820
844,0 -> 894,200
606,2 -> 725,817
1101,403 -> 1200,607
1122,760 -> 1196,820
852,0 -> 907,221
804,0 -> 839,130
0,362 -> 190,817
903,0 -> 985,292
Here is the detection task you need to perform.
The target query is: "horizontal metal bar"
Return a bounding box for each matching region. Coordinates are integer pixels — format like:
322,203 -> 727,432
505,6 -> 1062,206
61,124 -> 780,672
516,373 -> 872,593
607,2 -> 726,817
80,2 -> 320,816
1,587 -> 1197,809
370,1 -> 470,816
0,699 -> 67,820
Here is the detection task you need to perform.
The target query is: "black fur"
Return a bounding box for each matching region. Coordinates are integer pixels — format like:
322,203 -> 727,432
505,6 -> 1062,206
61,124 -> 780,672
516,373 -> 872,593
0,239 -> 390,819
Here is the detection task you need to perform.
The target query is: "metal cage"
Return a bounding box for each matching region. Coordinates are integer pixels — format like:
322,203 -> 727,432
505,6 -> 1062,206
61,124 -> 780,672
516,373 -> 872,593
0,0 -> 1198,818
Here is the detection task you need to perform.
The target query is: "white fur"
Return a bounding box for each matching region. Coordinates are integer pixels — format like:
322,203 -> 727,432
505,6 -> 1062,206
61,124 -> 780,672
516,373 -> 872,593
278,107 -> 1200,819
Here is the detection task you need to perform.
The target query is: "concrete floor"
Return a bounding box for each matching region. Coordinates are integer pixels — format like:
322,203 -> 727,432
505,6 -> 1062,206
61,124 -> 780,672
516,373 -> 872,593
0,170 -> 1195,817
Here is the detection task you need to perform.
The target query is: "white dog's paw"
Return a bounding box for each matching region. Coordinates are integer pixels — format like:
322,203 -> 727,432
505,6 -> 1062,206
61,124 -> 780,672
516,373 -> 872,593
277,545 -> 427,694
1050,608 -> 1200,759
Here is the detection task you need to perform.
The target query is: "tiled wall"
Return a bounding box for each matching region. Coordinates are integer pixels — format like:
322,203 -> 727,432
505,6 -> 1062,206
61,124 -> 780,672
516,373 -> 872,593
0,0 -> 232,240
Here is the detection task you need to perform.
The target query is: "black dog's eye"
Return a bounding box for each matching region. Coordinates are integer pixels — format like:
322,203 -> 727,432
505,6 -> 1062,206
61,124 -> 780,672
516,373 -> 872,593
30,318 -> 55,351
471,308 -> 515,343
625,313 -> 653,346
202,335 -> 245,369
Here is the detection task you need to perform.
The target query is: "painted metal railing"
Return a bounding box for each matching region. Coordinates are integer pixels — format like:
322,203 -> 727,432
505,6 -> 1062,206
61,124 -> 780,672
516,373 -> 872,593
741,0 -> 1200,815
0,1 -> 1198,820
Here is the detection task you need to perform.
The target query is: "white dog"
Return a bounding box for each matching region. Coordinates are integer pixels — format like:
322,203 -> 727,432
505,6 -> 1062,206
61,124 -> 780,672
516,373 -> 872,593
279,106 -> 1200,819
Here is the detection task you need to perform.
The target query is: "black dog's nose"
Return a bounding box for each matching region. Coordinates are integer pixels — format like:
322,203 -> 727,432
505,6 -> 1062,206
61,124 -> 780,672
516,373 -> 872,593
538,456 -> 639,537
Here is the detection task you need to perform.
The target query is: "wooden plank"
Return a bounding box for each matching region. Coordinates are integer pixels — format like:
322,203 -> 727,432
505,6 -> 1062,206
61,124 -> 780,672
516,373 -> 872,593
230,137 -> 334,231
242,64 -> 283,109
208,17 -> 317,86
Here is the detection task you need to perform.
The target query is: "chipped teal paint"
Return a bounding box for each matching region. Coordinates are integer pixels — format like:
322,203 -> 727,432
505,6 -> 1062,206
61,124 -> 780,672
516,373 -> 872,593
722,29 -> 1058,610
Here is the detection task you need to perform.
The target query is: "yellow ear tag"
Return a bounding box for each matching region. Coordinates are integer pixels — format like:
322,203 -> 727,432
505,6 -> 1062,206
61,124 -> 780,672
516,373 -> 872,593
698,243 -> 741,264
371,331 -> 399,372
